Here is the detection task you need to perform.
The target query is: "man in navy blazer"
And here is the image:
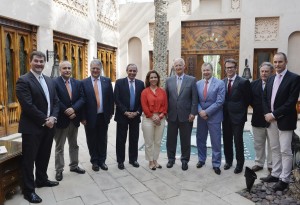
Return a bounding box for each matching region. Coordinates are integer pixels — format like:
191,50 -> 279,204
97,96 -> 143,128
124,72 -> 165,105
261,52 -> 300,191
16,51 -> 59,203
81,59 -> 114,171
222,58 -> 251,174
250,62 -> 273,173
53,61 -> 86,182
196,63 -> 225,175
114,64 -> 145,170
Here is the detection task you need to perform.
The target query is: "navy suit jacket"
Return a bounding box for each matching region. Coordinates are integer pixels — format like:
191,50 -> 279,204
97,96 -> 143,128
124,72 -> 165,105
223,75 -> 251,124
250,79 -> 269,128
114,77 -> 145,123
53,76 -> 85,128
263,70 -> 300,130
16,71 -> 59,134
81,76 -> 114,128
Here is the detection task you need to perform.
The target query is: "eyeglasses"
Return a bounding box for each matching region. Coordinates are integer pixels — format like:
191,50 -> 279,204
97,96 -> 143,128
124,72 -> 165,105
225,66 -> 236,70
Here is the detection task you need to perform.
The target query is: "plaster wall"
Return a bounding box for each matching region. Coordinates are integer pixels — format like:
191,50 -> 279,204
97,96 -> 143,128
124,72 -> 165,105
119,0 -> 300,81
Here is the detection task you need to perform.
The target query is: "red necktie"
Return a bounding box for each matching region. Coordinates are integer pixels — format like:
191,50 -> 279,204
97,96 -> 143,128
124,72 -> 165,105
228,79 -> 232,95
203,80 -> 208,100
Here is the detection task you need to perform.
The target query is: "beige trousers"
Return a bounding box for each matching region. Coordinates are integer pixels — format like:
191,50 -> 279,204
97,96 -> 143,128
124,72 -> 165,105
141,116 -> 165,161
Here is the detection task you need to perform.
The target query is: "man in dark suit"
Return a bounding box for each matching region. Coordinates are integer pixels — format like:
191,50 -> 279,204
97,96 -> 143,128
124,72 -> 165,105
16,51 -> 59,203
260,52 -> 300,191
53,61 -> 85,181
222,58 -> 251,174
196,63 -> 225,175
165,58 -> 198,171
114,64 -> 145,170
250,62 -> 273,173
81,59 -> 114,171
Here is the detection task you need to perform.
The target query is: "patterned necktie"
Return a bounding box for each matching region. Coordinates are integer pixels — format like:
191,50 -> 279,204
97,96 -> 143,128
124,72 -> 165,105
271,74 -> 282,111
65,80 -> 72,99
203,80 -> 209,100
227,79 -> 232,96
94,79 -> 100,110
130,80 -> 135,111
39,75 -> 50,117
177,77 -> 182,95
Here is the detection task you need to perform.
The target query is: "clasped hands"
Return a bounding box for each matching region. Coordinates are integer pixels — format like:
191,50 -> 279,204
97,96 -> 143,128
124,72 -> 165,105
151,114 -> 161,126
64,108 -> 76,119
198,110 -> 208,120
264,113 -> 275,123
45,116 -> 56,128
125,111 -> 138,119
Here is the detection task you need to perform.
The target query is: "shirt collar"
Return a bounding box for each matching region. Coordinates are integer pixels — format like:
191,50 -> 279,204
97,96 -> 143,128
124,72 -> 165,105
30,69 -> 43,80
229,74 -> 237,81
127,77 -> 135,82
276,68 -> 287,77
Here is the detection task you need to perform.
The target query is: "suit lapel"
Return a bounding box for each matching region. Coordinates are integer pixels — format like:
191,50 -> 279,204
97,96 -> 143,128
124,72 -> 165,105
206,77 -> 215,99
29,72 -> 47,101
231,76 -> 239,94
178,75 -> 186,96
275,71 -> 289,100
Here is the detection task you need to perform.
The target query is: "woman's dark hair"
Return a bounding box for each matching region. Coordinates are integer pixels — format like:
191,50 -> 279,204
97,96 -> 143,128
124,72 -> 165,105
145,70 -> 160,87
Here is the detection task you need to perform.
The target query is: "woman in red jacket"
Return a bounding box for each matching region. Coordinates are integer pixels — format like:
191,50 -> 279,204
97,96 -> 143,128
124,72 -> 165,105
141,70 -> 168,170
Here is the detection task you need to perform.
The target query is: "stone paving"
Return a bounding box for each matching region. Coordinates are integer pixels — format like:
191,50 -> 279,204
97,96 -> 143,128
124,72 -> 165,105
3,115 -> 300,205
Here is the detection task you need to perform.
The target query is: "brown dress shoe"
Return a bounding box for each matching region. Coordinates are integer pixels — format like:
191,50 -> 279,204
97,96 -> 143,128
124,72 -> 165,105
252,165 -> 263,172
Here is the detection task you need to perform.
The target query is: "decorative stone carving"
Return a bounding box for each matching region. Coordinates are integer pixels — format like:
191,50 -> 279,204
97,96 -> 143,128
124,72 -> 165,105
181,0 -> 191,15
97,0 -> 118,30
53,0 -> 88,16
255,17 -> 279,41
149,23 -> 154,45
231,0 -> 240,12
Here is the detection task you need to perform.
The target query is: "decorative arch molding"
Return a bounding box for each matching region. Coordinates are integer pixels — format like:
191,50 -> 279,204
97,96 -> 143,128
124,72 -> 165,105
128,37 -> 142,78
53,0 -> 88,16
288,31 -> 300,73
97,0 -> 118,30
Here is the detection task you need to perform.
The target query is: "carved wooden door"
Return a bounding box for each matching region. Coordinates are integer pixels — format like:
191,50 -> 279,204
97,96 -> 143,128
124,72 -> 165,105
0,17 -> 36,137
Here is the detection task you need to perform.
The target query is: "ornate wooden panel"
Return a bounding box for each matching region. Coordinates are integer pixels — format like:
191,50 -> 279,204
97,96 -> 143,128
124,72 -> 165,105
53,31 -> 88,80
253,49 -> 277,80
97,43 -> 117,82
0,17 -> 36,137
181,19 -> 240,79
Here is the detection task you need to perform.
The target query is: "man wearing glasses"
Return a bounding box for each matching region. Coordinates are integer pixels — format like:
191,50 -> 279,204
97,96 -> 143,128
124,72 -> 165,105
222,59 -> 251,174
53,61 -> 86,181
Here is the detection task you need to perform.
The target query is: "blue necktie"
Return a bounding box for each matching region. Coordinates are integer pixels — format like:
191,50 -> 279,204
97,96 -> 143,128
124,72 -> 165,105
130,81 -> 135,111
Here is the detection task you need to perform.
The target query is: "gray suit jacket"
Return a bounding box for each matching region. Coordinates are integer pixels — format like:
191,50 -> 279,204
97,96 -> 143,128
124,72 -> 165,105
165,74 -> 198,122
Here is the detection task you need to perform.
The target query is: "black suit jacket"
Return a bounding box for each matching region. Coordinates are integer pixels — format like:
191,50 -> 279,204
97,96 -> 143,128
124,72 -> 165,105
53,77 -> 85,128
81,76 -> 114,127
114,77 -> 145,123
16,72 -> 59,134
263,70 -> 300,130
223,75 -> 251,124
250,79 -> 269,128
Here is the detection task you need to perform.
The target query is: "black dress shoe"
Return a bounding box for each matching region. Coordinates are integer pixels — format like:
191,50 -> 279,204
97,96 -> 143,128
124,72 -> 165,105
213,167 -> 221,175
182,162 -> 188,171
118,163 -> 125,170
260,175 -> 279,182
272,180 -> 288,191
252,165 -> 263,172
234,166 -> 243,174
36,180 -> 59,188
100,163 -> 108,170
129,161 -> 140,168
92,164 -> 100,171
196,161 -> 205,168
223,163 -> 232,170
55,171 -> 63,181
166,161 -> 174,168
24,192 -> 42,203
70,166 -> 86,174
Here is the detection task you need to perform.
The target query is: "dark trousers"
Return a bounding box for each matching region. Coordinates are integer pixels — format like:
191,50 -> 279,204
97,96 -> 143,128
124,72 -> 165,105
21,128 -> 54,194
116,120 -> 140,163
222,117 -> 245,167
166,118 -> 193,163
85,114 -> 108,165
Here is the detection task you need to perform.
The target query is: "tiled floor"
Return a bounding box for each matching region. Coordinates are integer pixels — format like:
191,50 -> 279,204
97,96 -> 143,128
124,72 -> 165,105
3,114 -> 299,205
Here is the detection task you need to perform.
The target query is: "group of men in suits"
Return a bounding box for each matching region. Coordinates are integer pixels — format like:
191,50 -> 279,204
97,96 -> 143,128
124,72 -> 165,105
16,51 -> 300,204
